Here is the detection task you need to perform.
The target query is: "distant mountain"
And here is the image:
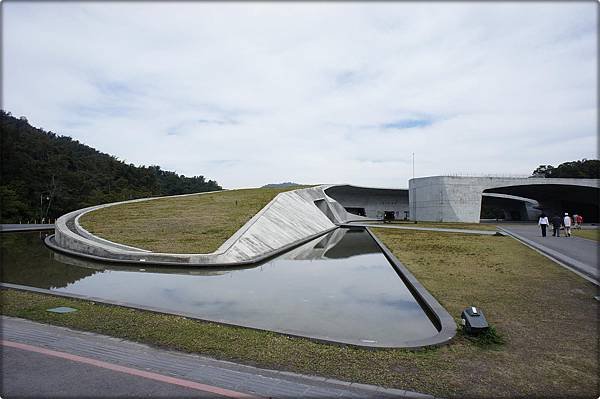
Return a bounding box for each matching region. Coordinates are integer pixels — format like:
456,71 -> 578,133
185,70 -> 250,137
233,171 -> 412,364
0,110 -> 222,223
261,182 -> 301,188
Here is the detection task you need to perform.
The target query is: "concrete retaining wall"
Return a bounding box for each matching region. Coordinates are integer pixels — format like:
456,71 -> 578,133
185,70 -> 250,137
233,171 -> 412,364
51,186 -> 365,266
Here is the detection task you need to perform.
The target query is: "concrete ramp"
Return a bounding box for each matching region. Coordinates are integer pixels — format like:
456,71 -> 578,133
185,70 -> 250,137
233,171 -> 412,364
49,186 -> 360,266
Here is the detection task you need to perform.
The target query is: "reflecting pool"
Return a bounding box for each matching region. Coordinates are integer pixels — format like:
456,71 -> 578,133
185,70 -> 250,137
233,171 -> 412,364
1,229 -> 439,347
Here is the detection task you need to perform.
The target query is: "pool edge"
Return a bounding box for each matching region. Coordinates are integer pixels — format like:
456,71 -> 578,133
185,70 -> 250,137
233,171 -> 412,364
365,227 -> 457,348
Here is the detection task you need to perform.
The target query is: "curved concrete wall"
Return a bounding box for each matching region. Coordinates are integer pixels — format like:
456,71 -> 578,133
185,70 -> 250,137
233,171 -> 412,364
409,176 -> 600,223
51,186 -> 364,265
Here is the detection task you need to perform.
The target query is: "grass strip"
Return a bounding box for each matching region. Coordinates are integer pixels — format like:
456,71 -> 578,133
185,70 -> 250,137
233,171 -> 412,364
381,221 -> 498,231
78,187 -> 304,254
571,228 -> 600,241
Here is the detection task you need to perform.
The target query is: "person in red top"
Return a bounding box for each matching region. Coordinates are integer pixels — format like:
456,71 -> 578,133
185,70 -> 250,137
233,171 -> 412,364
575,214 -> 583,229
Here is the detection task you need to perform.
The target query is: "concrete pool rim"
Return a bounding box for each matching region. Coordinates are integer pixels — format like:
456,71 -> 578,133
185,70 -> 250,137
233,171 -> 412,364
365,227 -> 456,346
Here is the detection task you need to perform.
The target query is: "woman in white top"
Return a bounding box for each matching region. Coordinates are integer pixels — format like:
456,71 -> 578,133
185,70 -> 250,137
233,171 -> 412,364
538,213 -> 549,237
563,213 -> 572,237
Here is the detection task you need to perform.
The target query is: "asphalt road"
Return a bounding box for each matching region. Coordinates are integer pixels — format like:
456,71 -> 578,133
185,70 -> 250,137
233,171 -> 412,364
500,223 -> 598,283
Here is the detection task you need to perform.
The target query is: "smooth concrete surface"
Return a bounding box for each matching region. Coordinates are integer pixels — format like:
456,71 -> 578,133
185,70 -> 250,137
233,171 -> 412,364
499,224 -> 599,285
409,176 -> 599,223
1,223 -> 55,232
1,316 -> 434,398
51,186 -> 366,266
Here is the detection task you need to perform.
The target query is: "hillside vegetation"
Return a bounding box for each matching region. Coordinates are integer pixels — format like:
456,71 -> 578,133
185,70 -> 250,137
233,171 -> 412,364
0,111 -> 221,223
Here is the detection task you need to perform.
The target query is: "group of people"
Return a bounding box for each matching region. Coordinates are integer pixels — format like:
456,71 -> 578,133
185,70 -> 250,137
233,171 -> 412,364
537,212 -> 583,237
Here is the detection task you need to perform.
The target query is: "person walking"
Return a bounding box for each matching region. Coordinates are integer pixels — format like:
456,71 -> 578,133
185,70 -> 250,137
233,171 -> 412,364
575,214 -> 583,229
538,212 -> 549,237
551,214 -> 562,237
563,213 -> 572,237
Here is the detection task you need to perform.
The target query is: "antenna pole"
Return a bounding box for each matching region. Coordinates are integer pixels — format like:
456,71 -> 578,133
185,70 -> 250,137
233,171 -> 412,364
412,152 -> 416,222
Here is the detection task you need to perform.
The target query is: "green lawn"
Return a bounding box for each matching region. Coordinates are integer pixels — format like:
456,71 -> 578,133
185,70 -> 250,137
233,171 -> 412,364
2,228 -> 597,398
572,228 -> 600,241
371,221 -> 498,231
78,187 -> 304,253
371,228 -> 597,398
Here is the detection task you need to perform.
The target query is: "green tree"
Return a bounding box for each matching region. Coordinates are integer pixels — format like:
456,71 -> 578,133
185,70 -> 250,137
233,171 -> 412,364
531,159 -> 599,179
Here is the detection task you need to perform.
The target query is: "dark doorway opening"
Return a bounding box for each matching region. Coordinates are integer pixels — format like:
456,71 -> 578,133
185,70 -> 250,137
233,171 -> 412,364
480,194 -> 531,221
482,184 -> 599,223
345,207 -> 366,217
509,210 -> 522,221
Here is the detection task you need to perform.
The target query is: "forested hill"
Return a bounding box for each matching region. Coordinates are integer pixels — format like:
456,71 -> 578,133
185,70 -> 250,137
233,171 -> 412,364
0,111 -> 222,223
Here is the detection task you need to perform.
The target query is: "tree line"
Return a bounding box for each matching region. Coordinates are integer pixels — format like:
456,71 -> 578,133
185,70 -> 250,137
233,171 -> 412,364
0,111 -> 222,223
532,159 -> 599,179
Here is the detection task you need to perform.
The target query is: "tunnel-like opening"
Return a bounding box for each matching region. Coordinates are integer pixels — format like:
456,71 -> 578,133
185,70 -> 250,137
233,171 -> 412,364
345,207 -> 366,217
480,194 -> 539,221
325,185 -> 409,220
313,199 -> 338,223
482,184 -> 599,222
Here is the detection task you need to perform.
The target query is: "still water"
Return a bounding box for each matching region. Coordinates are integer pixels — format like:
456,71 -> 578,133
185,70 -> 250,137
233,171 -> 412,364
1,229 -> 438,347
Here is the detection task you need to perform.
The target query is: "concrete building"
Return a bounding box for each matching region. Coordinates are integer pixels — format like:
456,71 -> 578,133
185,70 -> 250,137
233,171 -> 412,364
316,177 -> 599,224
408,176 -> 599,223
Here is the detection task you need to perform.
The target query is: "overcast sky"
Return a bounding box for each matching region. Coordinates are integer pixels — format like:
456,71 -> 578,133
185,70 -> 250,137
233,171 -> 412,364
3,2 -> 597,188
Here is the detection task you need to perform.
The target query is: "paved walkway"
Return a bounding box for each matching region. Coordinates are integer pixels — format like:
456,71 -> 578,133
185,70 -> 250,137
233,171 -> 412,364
1,317 -> 433,398
499,224 -> 598,285
1,223 -> 55,232
345,223 -> 498,236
